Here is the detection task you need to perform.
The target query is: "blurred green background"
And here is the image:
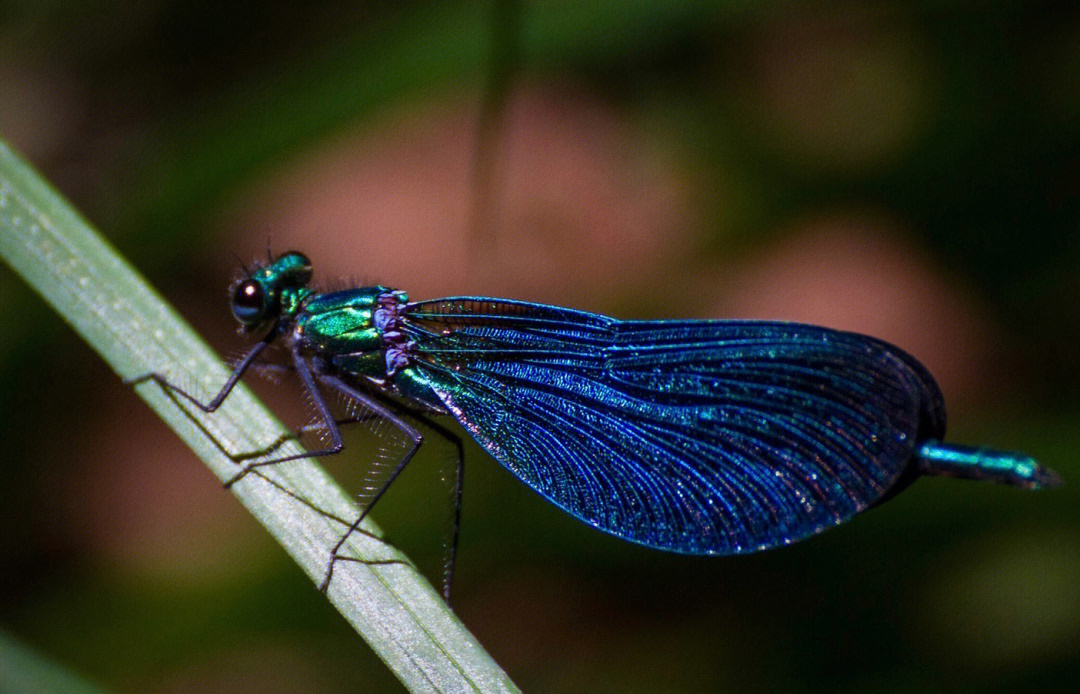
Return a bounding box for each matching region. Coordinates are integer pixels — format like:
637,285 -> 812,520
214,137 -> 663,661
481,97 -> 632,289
2,1 -> 1078,691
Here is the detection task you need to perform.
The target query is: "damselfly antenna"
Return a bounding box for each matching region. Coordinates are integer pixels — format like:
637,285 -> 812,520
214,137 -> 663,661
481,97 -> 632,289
231,252 -> 250,276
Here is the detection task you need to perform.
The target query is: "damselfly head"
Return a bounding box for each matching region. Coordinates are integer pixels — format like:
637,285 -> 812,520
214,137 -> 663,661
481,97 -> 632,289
230,251 -> 313,331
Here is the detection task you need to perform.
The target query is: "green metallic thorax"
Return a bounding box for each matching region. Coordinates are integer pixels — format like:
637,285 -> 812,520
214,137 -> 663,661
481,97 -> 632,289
293,286 -> 444,411
296,288 -> 390,376
293,288 -> 441,410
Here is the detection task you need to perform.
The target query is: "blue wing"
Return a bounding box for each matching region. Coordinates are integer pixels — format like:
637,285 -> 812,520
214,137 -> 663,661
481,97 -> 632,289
399,298 -> 946,555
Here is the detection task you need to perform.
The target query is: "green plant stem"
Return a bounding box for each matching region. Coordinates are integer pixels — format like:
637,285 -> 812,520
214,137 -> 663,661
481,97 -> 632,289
0,142 -> 517,693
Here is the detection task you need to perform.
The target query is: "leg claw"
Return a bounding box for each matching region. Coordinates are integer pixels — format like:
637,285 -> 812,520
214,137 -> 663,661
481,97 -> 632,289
319,557 -> 337,593
223,467 -> 250,489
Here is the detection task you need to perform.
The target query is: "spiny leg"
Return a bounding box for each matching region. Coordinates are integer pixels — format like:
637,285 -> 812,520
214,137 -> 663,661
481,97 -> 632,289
225,358 -> 384,459
270,386 -> 464,600
407,413 -> 464,606
129,343 -> 378,532
314,383 -> 465,603
128,343 -> 368,467
229,411 -> 393,534
129,342 -> 457,596
232,411 -> 388,462
128,342 -> 324,462
127,338 -> 351,488
441,419 -> 464,607
316,382 -> 465,602
125,339 -> 271,412
316,374 -> 424,593
221,343 -> 349,488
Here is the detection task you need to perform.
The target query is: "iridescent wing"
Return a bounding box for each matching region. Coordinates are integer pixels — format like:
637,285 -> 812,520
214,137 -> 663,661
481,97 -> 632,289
399,298 -> 946,555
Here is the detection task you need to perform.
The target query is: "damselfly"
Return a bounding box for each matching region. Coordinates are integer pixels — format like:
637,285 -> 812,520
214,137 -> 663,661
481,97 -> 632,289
130,251 -> 1061,600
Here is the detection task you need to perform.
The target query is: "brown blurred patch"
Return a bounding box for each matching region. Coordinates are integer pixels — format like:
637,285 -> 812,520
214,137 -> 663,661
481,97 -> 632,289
460,565 -> 588,675
706,212 -> 994,401
730,8 -> 937,172
0,57 -> 84,163
230,84 -> 696,307
62,388 -> 268,588
150,640 -> 346,694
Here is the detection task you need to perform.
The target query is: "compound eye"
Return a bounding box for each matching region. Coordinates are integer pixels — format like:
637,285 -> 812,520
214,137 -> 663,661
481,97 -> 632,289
231,279 -> 265,325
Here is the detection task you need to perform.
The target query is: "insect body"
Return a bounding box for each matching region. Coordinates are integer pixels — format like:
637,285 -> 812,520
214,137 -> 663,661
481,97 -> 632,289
131,251 -> 1061,599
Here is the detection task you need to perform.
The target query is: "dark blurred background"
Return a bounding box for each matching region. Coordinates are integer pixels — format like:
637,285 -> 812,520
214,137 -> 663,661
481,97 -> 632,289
2,1 -> 1079,691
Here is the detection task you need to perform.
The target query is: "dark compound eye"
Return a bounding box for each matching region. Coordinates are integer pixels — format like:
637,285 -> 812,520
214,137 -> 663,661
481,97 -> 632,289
231,279 -> 265,325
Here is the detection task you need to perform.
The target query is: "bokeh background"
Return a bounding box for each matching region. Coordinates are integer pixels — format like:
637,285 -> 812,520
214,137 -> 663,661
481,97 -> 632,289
2,1 -> 1079,691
